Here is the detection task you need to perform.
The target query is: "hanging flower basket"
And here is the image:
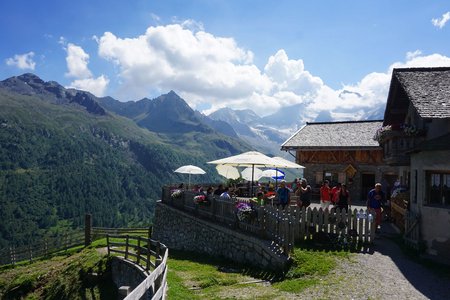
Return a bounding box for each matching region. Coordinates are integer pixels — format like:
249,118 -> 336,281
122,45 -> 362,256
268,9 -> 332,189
373,125 -> 392,142
171,189 -> 183,199
235,202 -> 255,221
194,194 -> 210,205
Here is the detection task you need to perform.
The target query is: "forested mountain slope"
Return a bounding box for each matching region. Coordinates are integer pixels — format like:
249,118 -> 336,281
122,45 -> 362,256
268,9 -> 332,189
0,74 -> 249,248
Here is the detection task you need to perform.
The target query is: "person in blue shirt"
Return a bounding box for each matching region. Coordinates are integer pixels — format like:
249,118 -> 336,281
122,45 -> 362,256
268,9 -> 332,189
367,183 -> 385,231
276,180 -> 290,209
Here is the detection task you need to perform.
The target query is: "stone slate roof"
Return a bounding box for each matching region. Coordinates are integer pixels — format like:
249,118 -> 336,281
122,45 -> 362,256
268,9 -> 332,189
394,67 -> 450,119
281,120 -> 383,149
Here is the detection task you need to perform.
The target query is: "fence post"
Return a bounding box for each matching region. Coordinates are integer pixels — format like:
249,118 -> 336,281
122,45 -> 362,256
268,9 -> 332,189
125,235 -> 129,260
10,246 -> 14,265
155,242 -> 161,267
136,236 -> 141,265
211,196 -> 216,218
146,241 -> 151,272
148,226 -> 153,239
85,213 -> 92,247
259,206 -> 266,239
106,235 -> 110,256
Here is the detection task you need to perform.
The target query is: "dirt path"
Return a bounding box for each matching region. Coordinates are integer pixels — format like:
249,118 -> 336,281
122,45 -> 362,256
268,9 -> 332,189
298,222 -> 450,300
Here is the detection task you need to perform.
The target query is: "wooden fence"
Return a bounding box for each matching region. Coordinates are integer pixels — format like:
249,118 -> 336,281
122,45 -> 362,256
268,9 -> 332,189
92,227 -> 152,240
0,230 -> 85,265
404,210 -> 421,250
107,235 -> 168,300
0,222 -> 152,266
162,187 -> 376,253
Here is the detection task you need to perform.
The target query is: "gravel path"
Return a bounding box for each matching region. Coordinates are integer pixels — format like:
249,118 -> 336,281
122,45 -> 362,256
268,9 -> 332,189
294,222 -> 450,300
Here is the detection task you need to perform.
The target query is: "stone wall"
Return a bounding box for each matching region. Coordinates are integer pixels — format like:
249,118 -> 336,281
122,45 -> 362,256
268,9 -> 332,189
110,257 -> 149,299
152,202 -> 290,272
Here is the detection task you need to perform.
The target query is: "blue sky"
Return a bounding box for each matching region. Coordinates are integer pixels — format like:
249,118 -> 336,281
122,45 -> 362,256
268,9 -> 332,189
1,0 -> 450,119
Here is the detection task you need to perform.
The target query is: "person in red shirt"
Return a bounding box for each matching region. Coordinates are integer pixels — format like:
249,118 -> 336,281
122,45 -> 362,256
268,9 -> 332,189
331,183 -> 342,205
320,180 -> 332,210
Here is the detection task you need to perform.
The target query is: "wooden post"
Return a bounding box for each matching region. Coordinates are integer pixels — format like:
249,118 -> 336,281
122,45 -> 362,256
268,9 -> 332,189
84,213 -> 92,247
106,235 -> 110,256
211,196 -> 216,218
136,236 -> 141,265
155,242 -> 161,267
9,246 -> 13,265
258,206 -> 266,239
148,226 -> 153,239
125,235 -> 129,260
146,241 -> 151,271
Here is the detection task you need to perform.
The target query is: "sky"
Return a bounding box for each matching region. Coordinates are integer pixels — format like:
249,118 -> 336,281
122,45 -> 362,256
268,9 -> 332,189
1,0 -> 450,119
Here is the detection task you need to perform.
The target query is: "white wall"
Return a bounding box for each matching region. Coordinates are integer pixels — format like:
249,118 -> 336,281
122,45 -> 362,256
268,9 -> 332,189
411,150 -> 450,260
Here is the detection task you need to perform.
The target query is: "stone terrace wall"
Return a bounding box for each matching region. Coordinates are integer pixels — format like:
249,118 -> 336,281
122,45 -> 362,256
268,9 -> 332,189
152,202 -> 289,271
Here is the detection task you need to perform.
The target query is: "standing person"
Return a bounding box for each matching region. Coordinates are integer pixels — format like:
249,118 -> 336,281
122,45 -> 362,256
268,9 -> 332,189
320,180 -> 332,210
331,183 -> 342,205
276,180 -> 290,209
296,178 -> 312,208
291,178 -> 300,193
214,184 -> 225,196
337,183 -> 351,212
367,183 -> 385,232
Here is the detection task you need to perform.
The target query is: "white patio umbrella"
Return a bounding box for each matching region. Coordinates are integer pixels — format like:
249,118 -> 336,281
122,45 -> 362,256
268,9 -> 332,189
174,165 -> 206,189
208,151 -> 284,196
241,167 -> 263,181
271,156 -> 305,169
261,169 -> 285,180
216,165 -> 240,180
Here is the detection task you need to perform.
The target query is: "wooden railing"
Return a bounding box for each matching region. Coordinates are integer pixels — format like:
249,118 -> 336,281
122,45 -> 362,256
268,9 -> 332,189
0,219 -> 152,266
92,227 -> 152,241
162,187 -> 376,253
0,230 -> 85,265
107,235 -> 168,300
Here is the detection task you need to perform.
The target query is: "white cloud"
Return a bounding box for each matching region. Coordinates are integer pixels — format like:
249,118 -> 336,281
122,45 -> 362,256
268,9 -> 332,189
5,52 -> 36,70
406,50 -> 422,60
432,12 -> 450,29
97,24 -> 266,103
68,75 -> 109,96
65,43 -> 92,79
94,22 -> 450,121
63,43 -> 109,96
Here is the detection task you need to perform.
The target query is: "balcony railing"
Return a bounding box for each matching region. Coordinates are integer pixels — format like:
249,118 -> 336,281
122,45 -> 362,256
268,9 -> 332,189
378,129 -> 425,166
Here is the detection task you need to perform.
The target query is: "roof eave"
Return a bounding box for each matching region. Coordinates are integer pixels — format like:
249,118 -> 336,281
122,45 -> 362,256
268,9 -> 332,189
280,146 -> 382,151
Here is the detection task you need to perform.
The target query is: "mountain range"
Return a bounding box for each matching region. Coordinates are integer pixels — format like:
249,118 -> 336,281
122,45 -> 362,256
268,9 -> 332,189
0,73 -> 250,248
0,73 -> 384,248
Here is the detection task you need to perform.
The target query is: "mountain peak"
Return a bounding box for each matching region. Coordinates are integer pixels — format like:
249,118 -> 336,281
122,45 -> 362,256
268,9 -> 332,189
0,73 -> 106,115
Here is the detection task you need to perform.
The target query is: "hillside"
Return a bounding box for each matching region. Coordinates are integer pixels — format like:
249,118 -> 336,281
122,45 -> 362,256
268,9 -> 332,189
0,74 -> 250,249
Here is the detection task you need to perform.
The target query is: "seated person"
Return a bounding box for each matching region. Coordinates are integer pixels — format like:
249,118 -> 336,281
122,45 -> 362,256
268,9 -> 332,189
205,186 -> 214,201
214,184 -> 225,196
250,192 -> 265,206
219,187 -> 231,200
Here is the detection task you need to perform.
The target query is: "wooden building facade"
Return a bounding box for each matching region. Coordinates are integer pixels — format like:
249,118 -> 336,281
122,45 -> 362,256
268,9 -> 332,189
378,67 -> 450,264
281,120 -> 397,201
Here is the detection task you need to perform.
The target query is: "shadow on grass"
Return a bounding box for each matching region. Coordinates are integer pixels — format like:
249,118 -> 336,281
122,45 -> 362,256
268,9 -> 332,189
168,249 -> 284,282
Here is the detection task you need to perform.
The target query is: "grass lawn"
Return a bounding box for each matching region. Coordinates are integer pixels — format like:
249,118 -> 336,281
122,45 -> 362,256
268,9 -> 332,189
166,247 -> 353,299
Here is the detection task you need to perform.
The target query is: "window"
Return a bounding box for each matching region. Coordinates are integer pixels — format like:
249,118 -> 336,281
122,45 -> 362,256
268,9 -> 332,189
324,171 -> 339,186
426,171 -> 450,207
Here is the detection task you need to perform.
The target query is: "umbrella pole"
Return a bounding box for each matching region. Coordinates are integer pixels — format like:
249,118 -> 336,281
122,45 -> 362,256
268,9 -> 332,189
188,174 -> 191,190
251,164 -> 255,197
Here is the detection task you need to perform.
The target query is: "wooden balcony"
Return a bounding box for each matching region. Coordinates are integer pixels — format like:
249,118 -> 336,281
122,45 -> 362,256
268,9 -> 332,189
378,130 -> 425,166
